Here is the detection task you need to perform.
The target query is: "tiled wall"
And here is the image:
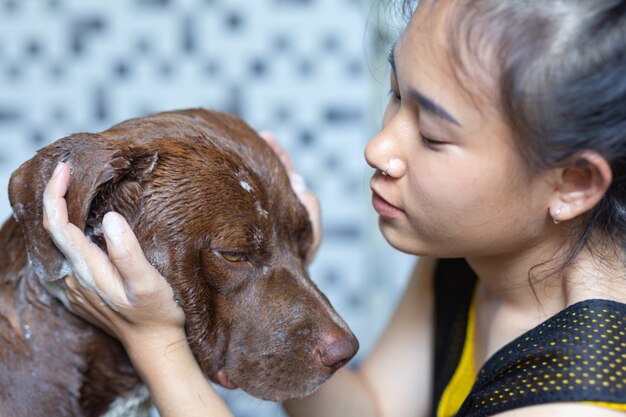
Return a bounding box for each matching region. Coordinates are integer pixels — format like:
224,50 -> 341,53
0,0 -> 415,416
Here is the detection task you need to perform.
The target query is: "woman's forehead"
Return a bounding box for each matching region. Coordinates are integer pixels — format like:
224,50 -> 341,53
397,0 -> 501,115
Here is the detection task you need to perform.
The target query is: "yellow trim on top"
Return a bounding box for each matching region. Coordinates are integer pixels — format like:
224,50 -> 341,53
436,292 -> 477,417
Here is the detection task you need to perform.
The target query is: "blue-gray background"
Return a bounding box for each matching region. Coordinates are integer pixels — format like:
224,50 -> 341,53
0,0 -> 415,415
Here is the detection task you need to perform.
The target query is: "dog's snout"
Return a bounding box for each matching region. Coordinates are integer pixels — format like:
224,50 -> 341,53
316,330 -> 359,371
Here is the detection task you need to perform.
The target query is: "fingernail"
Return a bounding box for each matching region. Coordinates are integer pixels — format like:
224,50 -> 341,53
52,162 -> 64,178
258,131 -> 276,143
103,212 -> 129,246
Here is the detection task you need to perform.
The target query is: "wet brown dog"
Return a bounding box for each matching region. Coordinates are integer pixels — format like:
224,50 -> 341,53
0,109 -> 358,417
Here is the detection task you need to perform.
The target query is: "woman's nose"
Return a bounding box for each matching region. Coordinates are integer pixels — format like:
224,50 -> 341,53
364,125 -> 406,178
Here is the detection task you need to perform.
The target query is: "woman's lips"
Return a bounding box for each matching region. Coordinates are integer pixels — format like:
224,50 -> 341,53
371,191 -> 403,218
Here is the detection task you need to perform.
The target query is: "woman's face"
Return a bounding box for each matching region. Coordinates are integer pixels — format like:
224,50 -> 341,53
365,0 -> 555,258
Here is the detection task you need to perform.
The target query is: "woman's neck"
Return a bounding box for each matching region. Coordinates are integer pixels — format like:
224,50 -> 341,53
466,234 -> 626,369
468,237 -> 626,315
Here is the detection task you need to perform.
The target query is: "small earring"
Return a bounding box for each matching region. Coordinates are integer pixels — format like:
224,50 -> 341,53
552,208 -> 561,225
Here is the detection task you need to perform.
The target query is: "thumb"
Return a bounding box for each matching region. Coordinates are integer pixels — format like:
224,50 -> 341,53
101,212 -> 162,297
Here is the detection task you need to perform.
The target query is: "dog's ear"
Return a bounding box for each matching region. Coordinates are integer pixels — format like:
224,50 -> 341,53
8,134 -> 158,282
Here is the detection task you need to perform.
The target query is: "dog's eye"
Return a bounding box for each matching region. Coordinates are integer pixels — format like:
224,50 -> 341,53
221,251 -> 245,263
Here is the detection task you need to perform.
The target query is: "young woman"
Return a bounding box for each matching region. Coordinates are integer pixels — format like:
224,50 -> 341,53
42,0 -> 626,416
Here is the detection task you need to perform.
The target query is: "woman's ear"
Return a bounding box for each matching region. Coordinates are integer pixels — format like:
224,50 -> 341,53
549,151 -> 612,224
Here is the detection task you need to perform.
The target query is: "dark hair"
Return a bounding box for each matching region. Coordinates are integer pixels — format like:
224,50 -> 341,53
402,0 -> 626,269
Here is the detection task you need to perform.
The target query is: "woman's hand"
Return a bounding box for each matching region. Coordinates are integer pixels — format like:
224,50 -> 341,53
259,131 -> 322,264
43,162 -> 234,417
42,162 -> 186,349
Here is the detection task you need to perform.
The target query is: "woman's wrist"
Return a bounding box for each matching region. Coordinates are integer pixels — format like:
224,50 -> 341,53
123,327 -> 197,396
123,328 -> 235,417
122,326 -> 188,358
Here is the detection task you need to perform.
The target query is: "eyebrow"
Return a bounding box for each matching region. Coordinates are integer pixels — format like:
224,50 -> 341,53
387,44 -> 462,127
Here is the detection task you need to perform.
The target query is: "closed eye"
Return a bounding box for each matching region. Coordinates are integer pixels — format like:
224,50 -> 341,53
420,133 -> 446,147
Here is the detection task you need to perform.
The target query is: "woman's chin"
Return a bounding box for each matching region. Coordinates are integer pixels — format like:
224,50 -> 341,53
379,221 -> 424,255
378,219 -> 451,257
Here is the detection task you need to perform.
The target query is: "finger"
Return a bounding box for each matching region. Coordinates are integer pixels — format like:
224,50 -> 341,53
65,272 -> 116,315
258,131 -> 297,173
258,132 -> 321,260
43,163 -> 127,303
289,173 -> 308,197
300,191 -> 321,229
65,275 -> 110,316
299,191 -> 322,264
64,276 -> 115,335
258,132 -> 312,199
258,130 -> 277,144
42,162 -> 71,236
64,275 -> 87,305
101,212 -> 170,302
46,217 -> 126,308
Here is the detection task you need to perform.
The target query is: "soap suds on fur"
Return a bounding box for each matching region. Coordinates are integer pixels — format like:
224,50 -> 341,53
240,180 -> 253,193
255,201 -> 269,219
23,324 -> 32,340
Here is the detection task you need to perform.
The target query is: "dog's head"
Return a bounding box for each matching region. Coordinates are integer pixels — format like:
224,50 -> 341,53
8,108 -> 358,401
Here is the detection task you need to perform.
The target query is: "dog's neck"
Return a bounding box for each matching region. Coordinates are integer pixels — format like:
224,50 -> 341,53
100,385 -> 151,417
0,216 -> 146,417
0,215 -> 74,310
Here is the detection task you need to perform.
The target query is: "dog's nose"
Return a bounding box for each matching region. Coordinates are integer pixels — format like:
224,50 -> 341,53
316,331 -> 359,370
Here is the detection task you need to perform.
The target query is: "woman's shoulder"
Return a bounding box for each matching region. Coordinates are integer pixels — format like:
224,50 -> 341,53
458,298 -> 626,416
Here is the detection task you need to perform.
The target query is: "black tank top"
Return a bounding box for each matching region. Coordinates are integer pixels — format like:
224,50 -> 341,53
431,258 -> 626,417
